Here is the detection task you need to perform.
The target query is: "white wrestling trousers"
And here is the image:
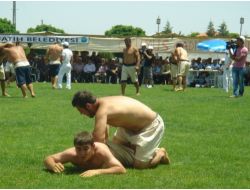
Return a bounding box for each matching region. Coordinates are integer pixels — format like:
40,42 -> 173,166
57,63 -> 72,89
223,66 -> 233,93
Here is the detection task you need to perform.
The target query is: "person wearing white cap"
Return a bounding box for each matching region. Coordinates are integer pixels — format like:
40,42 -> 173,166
45,42 -> 63,89
229,36 -> 248,98
57,41 -> 73,89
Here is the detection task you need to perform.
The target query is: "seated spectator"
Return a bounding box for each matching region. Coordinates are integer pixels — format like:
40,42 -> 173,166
72,56 -> 84,83
106,58 -> 119,84
160,58 -> 171,85
95,58 -> 107,83
211,59 -> 221,70
83,58 -> 96,83
198,59 -> 206,70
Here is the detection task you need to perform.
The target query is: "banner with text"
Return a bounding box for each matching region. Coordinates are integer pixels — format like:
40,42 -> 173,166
0,35 -> 89,44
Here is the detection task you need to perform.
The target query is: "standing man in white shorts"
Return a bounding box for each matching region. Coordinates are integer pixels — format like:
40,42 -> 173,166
72,90 -> 170,169
121,38 -> 141,96
0,53 -> 10,97
57,42 -> 73,90
173,42 -> 190,91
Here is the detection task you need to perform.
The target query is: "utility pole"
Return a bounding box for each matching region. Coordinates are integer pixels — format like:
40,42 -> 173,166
240,17 -> 244,36
13,1 -> 16,30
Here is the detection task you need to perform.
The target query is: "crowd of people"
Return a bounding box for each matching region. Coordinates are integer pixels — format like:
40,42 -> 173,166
1,36 -> 250,97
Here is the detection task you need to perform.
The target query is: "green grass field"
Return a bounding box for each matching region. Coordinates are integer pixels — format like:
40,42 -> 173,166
0,82 -> 249,188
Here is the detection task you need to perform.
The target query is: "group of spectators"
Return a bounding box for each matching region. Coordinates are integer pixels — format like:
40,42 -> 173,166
188,55 -> 250,88
2,49 -> 172,86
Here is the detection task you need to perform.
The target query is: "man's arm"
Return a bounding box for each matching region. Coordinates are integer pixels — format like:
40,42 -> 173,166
92,109 -> 108,143
44,148 -> 74,173
134,48 -> 141,71
79,145 -> 126,177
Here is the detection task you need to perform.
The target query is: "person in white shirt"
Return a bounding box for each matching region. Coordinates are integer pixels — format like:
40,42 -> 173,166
83,59 -> 96,82
57,42 -> 73,90
222,50 -> 233,93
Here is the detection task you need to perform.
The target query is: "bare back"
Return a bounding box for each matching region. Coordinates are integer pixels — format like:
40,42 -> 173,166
4,46 -> 27,63
174,47 -> 188,61
96,96 -> 157,131
46,44 -> 62,62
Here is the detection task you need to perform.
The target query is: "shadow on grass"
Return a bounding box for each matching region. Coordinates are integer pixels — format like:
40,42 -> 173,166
42,166 -> 83,176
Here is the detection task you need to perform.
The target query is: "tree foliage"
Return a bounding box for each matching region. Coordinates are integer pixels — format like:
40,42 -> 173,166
27,24 -> 65,34
218,21 -> 229,37
0,18 -> 19,33
104,25 -> 146,37
162,21 -> 173,34
206,21 -> 216,37
188,32 -> 200,38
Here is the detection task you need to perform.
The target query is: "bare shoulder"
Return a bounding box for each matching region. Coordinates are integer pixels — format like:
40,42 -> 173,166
94,142 -> 110,155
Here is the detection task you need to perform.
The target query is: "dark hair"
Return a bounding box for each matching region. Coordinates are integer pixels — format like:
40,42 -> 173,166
176,42 -> 184,48
74,131 -> 94,146
124,37 -> 131,42
72,90 -> 96,108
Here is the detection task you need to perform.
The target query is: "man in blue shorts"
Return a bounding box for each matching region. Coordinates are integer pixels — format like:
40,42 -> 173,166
0,43 -> 35,98
45,43 -> 63,89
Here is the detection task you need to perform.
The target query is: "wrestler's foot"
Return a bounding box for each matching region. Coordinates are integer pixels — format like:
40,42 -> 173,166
150,148 -> 170,166
23,95 -> 28,98
52,86 -> 57,89
136,92 -> 140,96
2,93 -> 10,97
175,87 -> 183,92
159,148 -> 170,164
31,94 -> 36,98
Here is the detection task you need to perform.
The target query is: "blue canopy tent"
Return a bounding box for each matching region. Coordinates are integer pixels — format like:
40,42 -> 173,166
196,39 -> 227,52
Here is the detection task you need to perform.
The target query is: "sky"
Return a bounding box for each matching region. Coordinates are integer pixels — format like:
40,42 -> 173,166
0,1 -> 250,36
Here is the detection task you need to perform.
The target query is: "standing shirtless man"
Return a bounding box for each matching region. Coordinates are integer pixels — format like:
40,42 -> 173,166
0,43 -> 35,98
121,38 -> 141,96
45,43 -> 63,89
173,42 -> 190,91
72,90 -> 170,169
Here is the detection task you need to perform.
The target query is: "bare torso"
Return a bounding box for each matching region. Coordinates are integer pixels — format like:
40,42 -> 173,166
174,47 -> 188,61
4,46 -> 27,63
46,44 -> 62,62
97,96 -> 157,131
123,47 -> 139,65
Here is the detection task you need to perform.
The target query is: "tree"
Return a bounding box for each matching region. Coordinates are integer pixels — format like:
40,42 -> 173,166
188,32 -> 200,38
206,21 -> 216,37
0,18 -> 19,33
27,24 -> 65,34
218,21 -> 229,37
104,25 -> 146,37
162,21 -> 173,34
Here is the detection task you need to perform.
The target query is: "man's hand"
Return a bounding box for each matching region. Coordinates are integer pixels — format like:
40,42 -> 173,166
52,163 -> 65,173
79,170 -> 100,178
135,66 -> 140,73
